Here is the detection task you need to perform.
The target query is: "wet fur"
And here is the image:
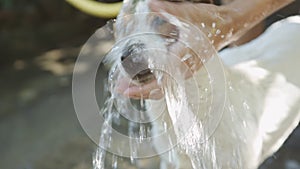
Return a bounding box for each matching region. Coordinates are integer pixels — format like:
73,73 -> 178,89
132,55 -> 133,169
110,0 -> 300,168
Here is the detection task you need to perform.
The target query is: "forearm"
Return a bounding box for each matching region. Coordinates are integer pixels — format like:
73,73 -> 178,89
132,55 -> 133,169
149,0 -> 294,50
222,0 -> 294,44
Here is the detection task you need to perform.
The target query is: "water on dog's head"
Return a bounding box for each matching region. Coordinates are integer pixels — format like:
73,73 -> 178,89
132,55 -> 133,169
93,2 -> 228,169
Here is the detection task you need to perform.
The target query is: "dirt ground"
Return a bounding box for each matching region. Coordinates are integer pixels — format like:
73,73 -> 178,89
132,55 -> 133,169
0,0 -> 299,169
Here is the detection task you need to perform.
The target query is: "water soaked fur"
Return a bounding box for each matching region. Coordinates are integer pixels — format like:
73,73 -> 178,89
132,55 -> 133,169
103,0 -> 300,168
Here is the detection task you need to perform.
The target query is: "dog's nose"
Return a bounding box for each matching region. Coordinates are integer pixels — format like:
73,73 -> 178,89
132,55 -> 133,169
121,43 -> 155,83
121,43 -> 145,62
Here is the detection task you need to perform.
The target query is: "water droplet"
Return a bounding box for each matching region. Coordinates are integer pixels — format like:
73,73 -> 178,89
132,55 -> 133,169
139,124 -> 147,142
229,104 -> 235,113
130,155 -> 135,164
165,38 -> 176,43
243,23 -> 249,28
112,155 -> 118,169
212,22 -> 216,28
181,53 -> 193,62
163,121 -> 168,132
243,101 -> 250,110
226,28 -> 234,38
242,121 -> 247,128
228,81 -> 234,91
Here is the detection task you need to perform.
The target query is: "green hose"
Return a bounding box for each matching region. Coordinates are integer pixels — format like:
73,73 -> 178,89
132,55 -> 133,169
66,0 -> 123,18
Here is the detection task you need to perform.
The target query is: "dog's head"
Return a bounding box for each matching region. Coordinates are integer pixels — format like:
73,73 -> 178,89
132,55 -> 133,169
103,0 -> 216,100
104,12 -> 180,88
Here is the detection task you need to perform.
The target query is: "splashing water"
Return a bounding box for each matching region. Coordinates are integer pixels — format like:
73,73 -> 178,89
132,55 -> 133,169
70,6 -> 300,168
93,22 -> 223,169
92,0 -> 256,168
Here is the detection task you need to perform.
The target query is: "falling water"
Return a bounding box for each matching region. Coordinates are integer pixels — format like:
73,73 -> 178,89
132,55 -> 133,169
91,0 -> 255,168
93,29 -> 224,169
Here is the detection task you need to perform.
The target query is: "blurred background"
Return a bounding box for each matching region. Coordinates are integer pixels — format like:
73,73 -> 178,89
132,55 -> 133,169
0,0 -> 299,169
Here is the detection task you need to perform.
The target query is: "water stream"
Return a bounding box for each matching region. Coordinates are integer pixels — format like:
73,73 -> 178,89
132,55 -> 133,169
93,0 -> 243,168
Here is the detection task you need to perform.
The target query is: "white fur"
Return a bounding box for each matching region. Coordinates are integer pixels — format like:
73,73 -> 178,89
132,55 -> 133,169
113,0 -> 300,167
145,16 -> 300,169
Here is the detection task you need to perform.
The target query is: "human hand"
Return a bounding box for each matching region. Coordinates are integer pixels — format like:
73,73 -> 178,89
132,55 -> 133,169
149,0 -> 234,50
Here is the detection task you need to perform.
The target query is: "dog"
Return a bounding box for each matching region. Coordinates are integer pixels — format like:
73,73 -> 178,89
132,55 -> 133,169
103,0 -> 300,168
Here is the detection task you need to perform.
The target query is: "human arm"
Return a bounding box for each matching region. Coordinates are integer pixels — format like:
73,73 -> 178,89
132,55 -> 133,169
220,0 -> 294,48
149,0 -> 294,50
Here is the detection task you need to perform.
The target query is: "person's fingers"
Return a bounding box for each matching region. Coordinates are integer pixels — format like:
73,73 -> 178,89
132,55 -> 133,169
149,0 -> 191,15
149,0 -> 208,13
148,0 -> 170,13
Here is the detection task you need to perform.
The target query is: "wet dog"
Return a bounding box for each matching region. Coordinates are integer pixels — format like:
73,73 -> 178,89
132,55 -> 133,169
105,0 -> 300,168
